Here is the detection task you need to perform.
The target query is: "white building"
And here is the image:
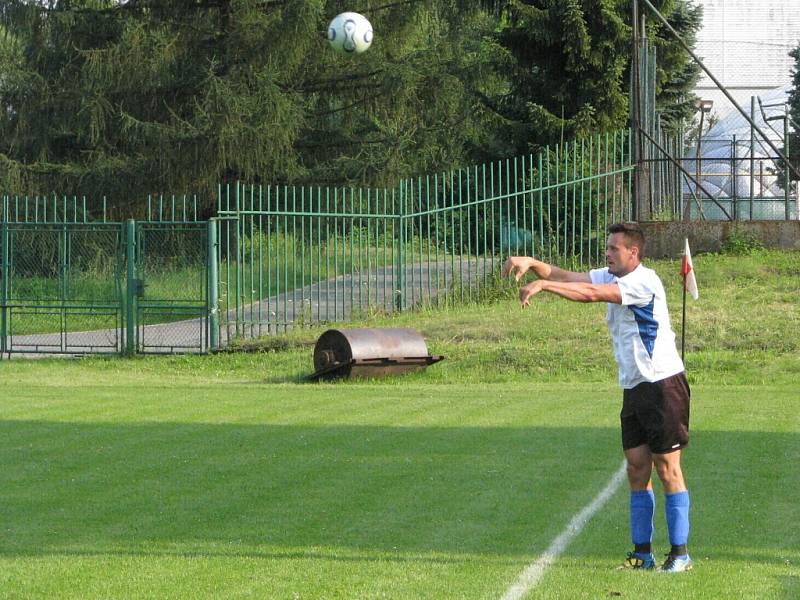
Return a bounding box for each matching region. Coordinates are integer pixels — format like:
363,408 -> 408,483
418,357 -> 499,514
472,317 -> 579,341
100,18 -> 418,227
677,1 -> 800,219
694,0 -> 800,116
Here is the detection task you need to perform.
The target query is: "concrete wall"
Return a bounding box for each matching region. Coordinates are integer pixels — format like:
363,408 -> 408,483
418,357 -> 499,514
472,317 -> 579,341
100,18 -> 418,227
641,221 -> 800,258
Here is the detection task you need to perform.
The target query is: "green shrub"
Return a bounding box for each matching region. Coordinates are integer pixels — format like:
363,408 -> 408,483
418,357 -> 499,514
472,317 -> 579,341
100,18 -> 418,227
722,226 -> 764,255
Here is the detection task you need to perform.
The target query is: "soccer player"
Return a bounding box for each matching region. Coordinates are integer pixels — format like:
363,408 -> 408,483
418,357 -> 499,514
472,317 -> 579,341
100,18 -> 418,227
502,222 -> 693,573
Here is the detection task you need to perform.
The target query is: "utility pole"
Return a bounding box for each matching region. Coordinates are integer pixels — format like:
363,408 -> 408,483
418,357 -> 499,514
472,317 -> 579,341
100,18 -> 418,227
631,0 -> 651,221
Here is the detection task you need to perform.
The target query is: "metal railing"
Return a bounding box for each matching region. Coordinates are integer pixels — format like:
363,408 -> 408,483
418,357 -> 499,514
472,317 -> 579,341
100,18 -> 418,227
680,141 -> 799,221
216,129 -> 634,339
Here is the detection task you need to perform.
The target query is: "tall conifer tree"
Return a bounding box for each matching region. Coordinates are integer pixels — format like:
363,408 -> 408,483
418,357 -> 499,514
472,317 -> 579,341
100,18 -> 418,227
481,0 -> 702,157
482,0 -> 629,159
0,1 -> 497,209
648,0 -> 703,131
0,0 -> 703,206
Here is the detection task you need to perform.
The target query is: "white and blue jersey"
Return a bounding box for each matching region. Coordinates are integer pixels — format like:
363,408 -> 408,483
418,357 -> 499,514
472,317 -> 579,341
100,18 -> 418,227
590,264 -> 684,389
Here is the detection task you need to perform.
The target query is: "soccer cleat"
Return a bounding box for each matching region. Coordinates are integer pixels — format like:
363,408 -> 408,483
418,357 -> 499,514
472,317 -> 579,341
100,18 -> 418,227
618,551 -> 656,570
660,553 -> 693,573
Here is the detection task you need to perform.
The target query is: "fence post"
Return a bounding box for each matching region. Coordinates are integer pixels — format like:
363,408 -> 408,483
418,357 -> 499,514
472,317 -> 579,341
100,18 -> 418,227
785,114 -> 791,221
630,3 -> 652,222
731,135 -> 738,220
750,96 -> 755,221
207,218 -> 219,351
125,219 -> 136,355
395,181 -> 405,312
1,219 -> 8,355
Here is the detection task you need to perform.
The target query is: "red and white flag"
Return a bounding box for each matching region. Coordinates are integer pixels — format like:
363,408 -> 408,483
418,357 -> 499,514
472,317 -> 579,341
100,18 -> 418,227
681,238 -> 698,300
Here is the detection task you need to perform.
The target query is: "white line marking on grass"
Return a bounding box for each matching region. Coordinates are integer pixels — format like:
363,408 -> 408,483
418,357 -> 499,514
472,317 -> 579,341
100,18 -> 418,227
500,461 -> 628,600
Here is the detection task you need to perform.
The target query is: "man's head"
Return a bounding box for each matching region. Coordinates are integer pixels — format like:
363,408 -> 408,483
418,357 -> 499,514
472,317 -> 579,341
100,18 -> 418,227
606,222 -> 645,277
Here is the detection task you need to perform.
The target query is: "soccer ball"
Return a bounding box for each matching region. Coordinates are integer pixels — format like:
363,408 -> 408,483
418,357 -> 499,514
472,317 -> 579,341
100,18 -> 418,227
327,12 -> 373,54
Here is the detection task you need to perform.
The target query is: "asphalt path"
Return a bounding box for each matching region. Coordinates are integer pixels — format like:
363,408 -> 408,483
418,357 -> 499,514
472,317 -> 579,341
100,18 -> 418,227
4,258 -> 494,356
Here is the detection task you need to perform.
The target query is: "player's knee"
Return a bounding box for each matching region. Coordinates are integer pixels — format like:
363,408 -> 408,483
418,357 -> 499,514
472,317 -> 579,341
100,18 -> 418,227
626,460 -> 651,487
654,461 -> 683,486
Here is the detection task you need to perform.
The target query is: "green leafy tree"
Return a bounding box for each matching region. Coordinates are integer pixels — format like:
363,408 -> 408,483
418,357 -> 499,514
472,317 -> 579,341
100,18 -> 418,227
781,45 -> 800,184
765,45 -> 799,191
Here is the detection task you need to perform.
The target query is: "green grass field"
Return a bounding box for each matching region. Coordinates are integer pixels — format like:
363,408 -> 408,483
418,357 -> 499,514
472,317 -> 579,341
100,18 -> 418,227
1,248 -> 798,599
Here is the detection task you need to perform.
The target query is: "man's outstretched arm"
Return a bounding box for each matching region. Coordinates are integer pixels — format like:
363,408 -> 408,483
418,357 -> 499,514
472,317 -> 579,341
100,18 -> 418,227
519,279 -> 622,307
502,256 -> 591,283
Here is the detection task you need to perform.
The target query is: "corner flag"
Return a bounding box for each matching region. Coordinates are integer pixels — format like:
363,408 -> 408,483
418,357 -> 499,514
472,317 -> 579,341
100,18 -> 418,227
680,238 -> 697,362
681,238 -> 698,300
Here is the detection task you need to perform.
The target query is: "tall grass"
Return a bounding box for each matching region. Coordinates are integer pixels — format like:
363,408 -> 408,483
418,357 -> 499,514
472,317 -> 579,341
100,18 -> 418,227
229,247 -> 800,387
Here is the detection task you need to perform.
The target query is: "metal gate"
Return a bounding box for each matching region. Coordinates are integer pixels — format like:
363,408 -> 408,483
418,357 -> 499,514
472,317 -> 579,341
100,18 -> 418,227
0,221 -> 125,355
128,220 -> 213,354
1,209 -> 216,356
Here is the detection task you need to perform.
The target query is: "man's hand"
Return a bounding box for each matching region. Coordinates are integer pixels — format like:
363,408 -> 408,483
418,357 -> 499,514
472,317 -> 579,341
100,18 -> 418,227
502,256 -> 534,282
519,280 -> 544,307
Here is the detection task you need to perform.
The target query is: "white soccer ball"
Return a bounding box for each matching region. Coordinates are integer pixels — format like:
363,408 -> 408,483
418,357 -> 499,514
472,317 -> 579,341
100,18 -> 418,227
327,12 -> 373,54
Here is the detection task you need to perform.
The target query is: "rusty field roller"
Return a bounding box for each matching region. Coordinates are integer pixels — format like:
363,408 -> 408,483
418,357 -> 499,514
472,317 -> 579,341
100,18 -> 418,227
310,328 -> 444,381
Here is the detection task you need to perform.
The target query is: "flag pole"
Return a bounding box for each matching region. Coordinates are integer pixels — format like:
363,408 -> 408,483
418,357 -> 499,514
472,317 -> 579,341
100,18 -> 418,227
681,271 -> 687,363
680,237 -> 697,364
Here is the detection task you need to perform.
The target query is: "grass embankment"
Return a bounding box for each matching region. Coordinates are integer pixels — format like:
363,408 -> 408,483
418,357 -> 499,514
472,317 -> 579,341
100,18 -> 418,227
219,247 -> 800,387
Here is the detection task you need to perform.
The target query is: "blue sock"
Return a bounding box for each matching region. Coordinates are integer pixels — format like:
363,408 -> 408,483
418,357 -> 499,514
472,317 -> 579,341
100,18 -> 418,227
665,491 -> 691,551
630,489 -> 655,550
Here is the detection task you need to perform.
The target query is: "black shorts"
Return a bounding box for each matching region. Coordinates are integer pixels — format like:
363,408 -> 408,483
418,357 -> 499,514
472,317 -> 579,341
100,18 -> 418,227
621,372 -> 690,454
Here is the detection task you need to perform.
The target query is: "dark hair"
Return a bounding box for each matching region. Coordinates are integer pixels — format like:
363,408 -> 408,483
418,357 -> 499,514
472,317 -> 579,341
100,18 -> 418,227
608,222 -> 645,257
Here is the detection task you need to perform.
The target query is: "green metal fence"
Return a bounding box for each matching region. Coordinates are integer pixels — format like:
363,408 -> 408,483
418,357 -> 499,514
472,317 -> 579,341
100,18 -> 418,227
216,129 -> 633,339
0,195 -> 211,356
2,129 -> 633,355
